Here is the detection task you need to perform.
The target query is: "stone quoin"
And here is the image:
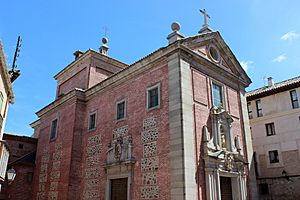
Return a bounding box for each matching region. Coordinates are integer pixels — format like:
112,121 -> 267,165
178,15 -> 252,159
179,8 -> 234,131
31,12 -> 257,200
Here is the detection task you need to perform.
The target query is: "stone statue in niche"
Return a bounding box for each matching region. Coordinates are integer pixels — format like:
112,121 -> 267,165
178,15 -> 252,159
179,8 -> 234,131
211,107 -> 234,151
202,107 -> 246,173
107,126 -> 134,165
114,136 -> 123,161
220,125 -> 226,149
224,153 -> 234,171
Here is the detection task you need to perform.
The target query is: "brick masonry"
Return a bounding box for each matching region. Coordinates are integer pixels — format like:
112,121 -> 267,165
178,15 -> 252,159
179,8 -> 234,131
31,32 -> 253,200
0,134 -> 37,200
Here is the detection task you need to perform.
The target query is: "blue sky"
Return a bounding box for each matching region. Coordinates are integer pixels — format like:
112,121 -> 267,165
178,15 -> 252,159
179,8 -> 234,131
1,0 -> 300,136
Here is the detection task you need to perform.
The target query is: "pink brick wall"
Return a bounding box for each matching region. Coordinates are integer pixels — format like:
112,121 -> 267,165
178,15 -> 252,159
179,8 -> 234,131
32,102 -> 77,200
57,68 -> 88,96
191,69 -> 246,200
33,61 -> 170,200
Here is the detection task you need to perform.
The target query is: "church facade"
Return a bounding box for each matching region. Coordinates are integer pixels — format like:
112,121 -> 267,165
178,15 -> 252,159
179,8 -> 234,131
31,20 -> 257,200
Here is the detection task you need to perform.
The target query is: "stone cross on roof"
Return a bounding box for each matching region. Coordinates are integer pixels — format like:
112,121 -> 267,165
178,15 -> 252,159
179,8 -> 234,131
200,9 -> 210,27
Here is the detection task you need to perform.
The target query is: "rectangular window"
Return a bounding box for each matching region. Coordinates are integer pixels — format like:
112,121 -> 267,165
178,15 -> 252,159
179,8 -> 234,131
290,90 -> 299,109
247,102 -> 253,119
259,183 -> 269,195
88,113 -> 96,130
147,83 -> 160,110
50,119 -> 58,140
212,83 -> 223,108
269,150 -> 279,163
116,100 -> 126,120
265,122 -> 275,136
256,99 -> 263,117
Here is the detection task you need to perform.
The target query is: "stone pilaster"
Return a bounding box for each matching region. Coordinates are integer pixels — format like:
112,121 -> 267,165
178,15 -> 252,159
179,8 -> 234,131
168,53 -> 197,200
239,91 -> 258,200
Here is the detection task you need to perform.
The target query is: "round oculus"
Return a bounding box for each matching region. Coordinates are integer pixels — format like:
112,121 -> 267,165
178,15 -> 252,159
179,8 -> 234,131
208,46 -> 220,63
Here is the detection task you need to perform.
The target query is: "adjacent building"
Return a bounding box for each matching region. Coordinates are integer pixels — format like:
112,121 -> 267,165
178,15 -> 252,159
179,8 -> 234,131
0,41 -> 15,190
247,77 -> 300,199
0,133 -> 37,200
31,20 -> 257,200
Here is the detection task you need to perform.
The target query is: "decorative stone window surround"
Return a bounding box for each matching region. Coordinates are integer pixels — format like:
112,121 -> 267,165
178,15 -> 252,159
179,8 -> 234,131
210,79 -> 226,110
88,110 -> 97,131
146,83 -> 161,111
265,146 -> 284,168
49,118 -> 59,141
115,98 -> 127,121
207,44 -> 221,64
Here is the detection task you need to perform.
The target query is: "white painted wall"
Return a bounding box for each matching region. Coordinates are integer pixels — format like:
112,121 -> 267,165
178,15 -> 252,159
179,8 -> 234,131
249,87 -> 300,175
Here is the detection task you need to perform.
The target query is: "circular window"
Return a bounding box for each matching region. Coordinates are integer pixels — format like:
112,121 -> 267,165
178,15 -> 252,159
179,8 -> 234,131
208,46 -> 220,63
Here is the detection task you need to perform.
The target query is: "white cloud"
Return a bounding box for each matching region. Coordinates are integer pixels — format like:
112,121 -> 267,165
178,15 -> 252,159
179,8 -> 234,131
272,54 -> 287,63
281,31 -> 299,41
240,60 -> 254,72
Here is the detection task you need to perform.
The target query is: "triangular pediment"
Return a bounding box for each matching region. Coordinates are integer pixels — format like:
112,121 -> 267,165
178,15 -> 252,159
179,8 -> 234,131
182,32 -> 251,86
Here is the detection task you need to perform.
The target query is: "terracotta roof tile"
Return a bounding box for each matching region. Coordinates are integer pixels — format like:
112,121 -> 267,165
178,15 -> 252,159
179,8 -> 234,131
246,76 -> 300,100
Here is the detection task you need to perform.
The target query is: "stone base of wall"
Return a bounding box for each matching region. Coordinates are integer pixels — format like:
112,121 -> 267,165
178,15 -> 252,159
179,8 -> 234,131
258,176 -> 300,200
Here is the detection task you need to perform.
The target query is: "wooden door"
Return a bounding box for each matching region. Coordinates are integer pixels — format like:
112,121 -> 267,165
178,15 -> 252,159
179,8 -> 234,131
110,178 -> 128,200
220,176 -> 232,200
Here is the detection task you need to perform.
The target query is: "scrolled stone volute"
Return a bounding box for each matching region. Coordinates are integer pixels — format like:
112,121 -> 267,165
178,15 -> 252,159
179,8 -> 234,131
202,125 -> 210,142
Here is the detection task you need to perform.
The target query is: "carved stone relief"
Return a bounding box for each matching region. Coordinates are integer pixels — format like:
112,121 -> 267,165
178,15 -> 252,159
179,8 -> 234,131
143,117 -> 157,130
140,186 -> 159,199
142,172 -> 157,185
83,135 -> 101,199
37,146 -> 50,200
141,128 -> 158,144
143,142 -> 157,158
107,125 -> 133,164
37,192 -> 45,200
48,191 -> 58,200
85,167 -> 100,179
50,182 -> 58,191
48,142 -> 62,199
87,144 -> 102,157
141,157 -> 159,172
50,171 -> 60,181
85,179 -> 99,189
140,116 -> 159,199
83,190 -> 100,200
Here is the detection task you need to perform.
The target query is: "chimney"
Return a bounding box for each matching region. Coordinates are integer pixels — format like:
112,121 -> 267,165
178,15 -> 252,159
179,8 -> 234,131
73,50 -> 84,60
99,37 -> 109,56
167,22 -> 184,44
267,77 -> 274,87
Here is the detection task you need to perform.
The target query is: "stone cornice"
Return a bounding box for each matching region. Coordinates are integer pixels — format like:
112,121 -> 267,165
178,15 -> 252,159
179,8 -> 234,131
29,119 -> 40,128
0,41 -> 14,103
179,44 -> 248,89
85,42 -> 180,99
182,32 -> 251,87
36,88 -> 85,117
35,32 -> 249,118
35,43 -> 180,118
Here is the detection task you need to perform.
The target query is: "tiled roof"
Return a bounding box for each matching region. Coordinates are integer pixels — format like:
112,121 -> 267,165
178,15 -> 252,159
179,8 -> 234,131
246,76 -> 300,100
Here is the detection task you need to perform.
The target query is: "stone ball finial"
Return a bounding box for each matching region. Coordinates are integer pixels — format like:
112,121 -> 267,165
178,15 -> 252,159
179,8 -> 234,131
102,37 -> 108,44
171,22 -> 181,32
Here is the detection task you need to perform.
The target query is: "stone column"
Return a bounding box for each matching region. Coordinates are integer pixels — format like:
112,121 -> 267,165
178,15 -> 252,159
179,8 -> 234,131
205,169 -> 220,200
